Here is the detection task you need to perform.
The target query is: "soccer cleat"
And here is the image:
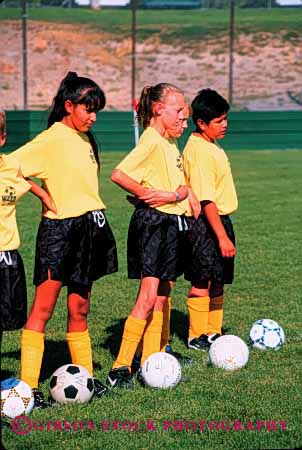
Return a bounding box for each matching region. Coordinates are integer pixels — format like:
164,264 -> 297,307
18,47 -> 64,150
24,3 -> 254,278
165,345 -> 193,366
107,367 -> 133,389
32,388 -> 50,409
207,333 -> 221,345
188,334 -> 211,352
93,379 -> 109,398
131,354 -> 141,375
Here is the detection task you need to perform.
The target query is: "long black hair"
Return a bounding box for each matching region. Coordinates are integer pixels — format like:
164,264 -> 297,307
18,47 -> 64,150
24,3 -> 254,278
48,71 -> 106,169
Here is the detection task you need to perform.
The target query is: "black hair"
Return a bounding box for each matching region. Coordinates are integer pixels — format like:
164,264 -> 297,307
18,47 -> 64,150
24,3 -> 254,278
136,83 -> 183,129
48,71 -> 106,169
191,89 -> 230,127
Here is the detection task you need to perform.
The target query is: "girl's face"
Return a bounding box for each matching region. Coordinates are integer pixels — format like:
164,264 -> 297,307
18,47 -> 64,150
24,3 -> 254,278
155,92 -> 186,138
62,101 -> 97,132
197,112 -> 228,142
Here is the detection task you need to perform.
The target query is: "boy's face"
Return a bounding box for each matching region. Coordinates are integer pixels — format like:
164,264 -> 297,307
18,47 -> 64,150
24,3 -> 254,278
197,112 -> 228,142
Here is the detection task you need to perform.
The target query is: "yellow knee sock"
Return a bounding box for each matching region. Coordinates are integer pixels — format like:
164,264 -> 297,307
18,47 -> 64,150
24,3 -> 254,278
141,311 -> 164,366
20,329 -> 45,389
160,297 -> 171,352
66,329 -> 93,376
208,295 -> 224,335
187,296 -> 210,340
112,315 -> 147,370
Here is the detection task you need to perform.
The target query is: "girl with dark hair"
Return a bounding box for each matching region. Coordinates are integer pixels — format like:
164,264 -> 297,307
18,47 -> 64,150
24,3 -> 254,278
11,72 -> 118,407
107,83 -> 199,389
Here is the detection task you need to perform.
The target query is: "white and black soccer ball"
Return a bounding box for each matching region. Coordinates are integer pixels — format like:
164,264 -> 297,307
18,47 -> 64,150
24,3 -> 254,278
209,335 -> 249,371
49,364 -> 94,404
249,319 -> 285,351
1,378 -> 34,419
141,352 -> 182,389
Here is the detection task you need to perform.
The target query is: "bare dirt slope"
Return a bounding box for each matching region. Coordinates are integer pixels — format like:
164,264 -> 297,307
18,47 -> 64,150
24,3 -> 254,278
1,20 -> 302,110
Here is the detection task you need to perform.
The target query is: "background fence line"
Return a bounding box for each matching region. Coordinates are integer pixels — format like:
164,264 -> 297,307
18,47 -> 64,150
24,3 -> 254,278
4,110 -> 302,152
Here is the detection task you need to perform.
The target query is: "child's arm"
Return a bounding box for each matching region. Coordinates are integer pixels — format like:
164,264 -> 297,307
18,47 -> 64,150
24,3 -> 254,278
187,187 -> 201,219
202,201 -> 236,258
26,179 -> 57,214
111,169 -> 188,208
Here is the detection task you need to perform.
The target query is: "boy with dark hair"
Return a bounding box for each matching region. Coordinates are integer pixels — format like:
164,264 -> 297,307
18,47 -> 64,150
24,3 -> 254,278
183,89 -> 238,351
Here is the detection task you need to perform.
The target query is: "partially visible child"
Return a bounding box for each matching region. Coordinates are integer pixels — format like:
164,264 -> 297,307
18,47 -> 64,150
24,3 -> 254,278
183,89 -> 238,351
0,111 -> 55,335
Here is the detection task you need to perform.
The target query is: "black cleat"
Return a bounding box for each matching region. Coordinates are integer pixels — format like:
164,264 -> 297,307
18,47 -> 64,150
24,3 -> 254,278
107,367 -> 133,389
131,355 -> 141,375
207,333 -> 221,345
165,345 -> 193,367
93,379 -> 109,398
32,388 -> 50,409
188,333 -> 222,351
188,334 -> 211,352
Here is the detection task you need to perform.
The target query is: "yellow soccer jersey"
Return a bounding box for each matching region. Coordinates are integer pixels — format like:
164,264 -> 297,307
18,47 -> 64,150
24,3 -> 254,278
116,127 -> 189,215
0,154 -> 31,250
10,122 -> 105,219
183,134 -> 238,216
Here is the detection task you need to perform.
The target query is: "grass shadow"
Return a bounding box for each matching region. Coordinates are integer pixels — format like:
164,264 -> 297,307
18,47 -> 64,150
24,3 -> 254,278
40,340 -> 103,381
170,308 -> 189,345
101,318 -> 126,358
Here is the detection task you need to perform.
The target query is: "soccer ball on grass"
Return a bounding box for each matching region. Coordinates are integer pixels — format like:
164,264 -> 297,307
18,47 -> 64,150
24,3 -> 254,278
249,319 -> 285,351
141,352 -> 182,388
49,364 -> 94,404
1,378 -> 34,419
209,335 -> 249,371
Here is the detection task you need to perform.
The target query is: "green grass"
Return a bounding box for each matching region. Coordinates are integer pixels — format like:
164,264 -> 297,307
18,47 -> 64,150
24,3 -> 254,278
1,7 -> 302,42
2,149 -> 302,450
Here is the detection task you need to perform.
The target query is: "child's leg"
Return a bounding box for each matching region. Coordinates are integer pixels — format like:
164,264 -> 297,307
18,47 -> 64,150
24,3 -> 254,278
141,280 -> 173,365
112,276 -> 160,371
160,296 -> 171,351
187,282 -> 210,342
66,284 -> 93,375
208,283 -> 224,335
21,277 -> 62,388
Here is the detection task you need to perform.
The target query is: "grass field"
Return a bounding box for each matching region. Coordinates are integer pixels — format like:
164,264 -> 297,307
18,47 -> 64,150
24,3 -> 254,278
1,149 -> 302,450
1,7 -> 302,42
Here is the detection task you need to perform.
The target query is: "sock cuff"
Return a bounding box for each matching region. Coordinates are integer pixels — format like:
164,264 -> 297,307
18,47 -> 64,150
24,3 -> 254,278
210,295 -> 224,305
145,311 -> 163,333
151,311 -> 164,323
187,296 -> 210,311
66,329 -> 90,341
128,315 -> 147,328
21,329 -> 45,346
125,315 -> 147,337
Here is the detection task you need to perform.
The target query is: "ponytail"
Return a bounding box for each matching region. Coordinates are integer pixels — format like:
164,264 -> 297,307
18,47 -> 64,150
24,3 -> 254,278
136,83 -> 183,129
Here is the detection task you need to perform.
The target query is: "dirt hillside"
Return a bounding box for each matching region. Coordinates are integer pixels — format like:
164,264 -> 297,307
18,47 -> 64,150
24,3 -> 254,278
1,20 -> 302,110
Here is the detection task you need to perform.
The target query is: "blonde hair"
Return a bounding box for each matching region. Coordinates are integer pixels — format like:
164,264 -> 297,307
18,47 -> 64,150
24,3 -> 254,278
136,83 -> 183,129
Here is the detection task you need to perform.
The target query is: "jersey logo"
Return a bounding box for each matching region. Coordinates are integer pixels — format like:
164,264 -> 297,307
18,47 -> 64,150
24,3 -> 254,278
1,186 -> 16,205
89,148 -> 97,164
176,155 -> 184,171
